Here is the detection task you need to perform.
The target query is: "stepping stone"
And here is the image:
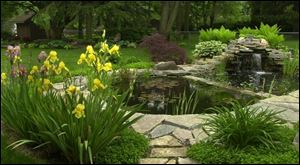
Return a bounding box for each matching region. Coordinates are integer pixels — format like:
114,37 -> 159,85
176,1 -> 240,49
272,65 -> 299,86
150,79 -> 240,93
149,124 -> 176,139
289,90 -> 299,98
150,147 -> 187,158
259,102 -> 299,112
131,115 -> 167,134
139,158 -> 168,164
166,159 -> 177,164
192,128 -> 209,142
172,128 -> 193,144
261,95 -> 299,103
178,157 -> 199,164
150,135 -> 183,147
164,115 -> 204,130
249,103 -> 299,123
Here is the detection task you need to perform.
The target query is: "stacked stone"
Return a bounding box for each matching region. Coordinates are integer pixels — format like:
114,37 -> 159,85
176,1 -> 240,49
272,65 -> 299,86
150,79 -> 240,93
224,37 -> 290,72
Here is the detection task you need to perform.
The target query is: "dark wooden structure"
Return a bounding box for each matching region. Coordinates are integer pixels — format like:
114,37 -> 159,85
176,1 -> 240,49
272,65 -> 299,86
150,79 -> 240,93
10,11 -> 47,41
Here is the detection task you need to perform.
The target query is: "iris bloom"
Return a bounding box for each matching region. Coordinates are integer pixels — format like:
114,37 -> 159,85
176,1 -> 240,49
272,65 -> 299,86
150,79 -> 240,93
43,78 -> 52,91
30,66 -> 39,74
27,75 -> 34,83
43,60 -> 51,70
48,51 -> 58,63
86,45 -> 94,54
1,73 -> 7,84
72,104 -> 85,119
66,85 -> 79,95
100,42 -> 110,54
109,44 -> 120,55
77,53 -> 87,65
92,78 -> 106,91
88,53 -> 96,64
55,61 -> 69,74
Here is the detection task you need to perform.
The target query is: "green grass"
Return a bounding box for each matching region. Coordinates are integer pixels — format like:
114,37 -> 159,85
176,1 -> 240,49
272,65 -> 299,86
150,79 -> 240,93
1,47 -> 153,82
282,36 -> 299,50
1,134 -> 47,164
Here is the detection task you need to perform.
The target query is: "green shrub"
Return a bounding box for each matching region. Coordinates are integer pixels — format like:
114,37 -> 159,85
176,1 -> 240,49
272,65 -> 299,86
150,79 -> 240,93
48,40 -> 67,48
204,100 -> 285,149
239,23 -> 285,47
283,50 -> 299,77
38,44 -> 49,49
200,26 -> 236,43
193,41 -> 226,59
95,129 -> 149,164
27,43 -> 38,48
188,125 -> 299,164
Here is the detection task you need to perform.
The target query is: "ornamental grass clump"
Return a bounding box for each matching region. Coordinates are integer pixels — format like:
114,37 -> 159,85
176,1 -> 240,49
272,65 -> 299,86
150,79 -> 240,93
204,100 -> 285,149
1,30 -> 143,164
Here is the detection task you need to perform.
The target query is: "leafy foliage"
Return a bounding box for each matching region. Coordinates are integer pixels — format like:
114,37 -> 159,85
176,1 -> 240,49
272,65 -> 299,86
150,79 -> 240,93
204,100 -> 285,149
239,23 -> 285,47
187,124 -> 299,164
170,89 -> 201,115
95,129 -> 149,164
139,33 -> 187,64
193,40 -> 226,59
283,50 -> 299,77
199,26 -> 236,43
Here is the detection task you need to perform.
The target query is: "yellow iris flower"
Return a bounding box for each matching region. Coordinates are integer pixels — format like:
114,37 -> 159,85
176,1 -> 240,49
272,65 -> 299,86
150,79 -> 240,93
43,78 -> 52,91
103,62 -> 112,71
66,85 -> 79,95
27,75 -> 34,83
1,72 -> 7,85
92,78 -> 106,91
109,44 -> 120,55
55,61 -> 69,75
77,53 -> 87,65
102,29 -> 106,38
86,45 -> 94,54
30,66 -> 39,74
43,60 -> 51,70
48,51 -> 59,63
100,42 -> 110,54
72,104 -> 85,119
88,53 -> 96,64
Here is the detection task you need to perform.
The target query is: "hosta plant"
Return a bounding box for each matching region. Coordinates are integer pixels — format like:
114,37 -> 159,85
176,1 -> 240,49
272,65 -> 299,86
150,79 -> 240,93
193,40 -> 227,59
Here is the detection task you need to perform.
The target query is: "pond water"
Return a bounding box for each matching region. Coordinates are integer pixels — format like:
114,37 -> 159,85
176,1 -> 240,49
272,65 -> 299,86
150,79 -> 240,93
207,71 -> 299,96
113,76 -> 261,115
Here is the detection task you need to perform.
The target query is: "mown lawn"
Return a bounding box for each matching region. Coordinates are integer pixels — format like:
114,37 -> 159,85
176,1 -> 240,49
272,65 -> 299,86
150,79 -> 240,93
1,47 -> 154,82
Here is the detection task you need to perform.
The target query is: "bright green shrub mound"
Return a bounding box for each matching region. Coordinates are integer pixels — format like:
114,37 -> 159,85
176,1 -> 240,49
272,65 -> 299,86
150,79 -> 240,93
193,40 -> 227,59
200,26 -> 236,43
95,129 -> 149,164
187,125 -> 299,164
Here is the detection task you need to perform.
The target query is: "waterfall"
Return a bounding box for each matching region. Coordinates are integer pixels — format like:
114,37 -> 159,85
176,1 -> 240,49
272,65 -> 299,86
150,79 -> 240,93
252,53 -> 262,71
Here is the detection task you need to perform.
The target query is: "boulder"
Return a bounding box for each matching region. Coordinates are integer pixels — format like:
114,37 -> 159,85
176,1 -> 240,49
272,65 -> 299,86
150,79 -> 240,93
154,61 -> 178,70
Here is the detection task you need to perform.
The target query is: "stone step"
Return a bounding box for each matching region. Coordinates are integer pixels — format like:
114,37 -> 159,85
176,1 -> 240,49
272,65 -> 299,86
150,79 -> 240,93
150,147 -> 187,158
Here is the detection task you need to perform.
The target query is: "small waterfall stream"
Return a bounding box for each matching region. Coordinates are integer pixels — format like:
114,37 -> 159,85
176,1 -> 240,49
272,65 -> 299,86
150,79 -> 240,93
252,53 -> 262,71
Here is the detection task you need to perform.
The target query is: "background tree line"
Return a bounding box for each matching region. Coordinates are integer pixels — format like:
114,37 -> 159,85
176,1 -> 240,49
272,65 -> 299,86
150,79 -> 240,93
1,1 -> 299,41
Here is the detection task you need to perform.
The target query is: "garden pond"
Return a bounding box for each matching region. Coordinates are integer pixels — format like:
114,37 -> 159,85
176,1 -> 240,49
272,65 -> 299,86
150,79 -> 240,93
113,76 -> 262,115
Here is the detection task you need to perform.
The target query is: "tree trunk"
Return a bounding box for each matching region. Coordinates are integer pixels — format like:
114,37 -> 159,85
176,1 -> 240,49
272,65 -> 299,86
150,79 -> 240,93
78,9 -> 83,39
85,7 -> 93,40
49,27 -> 64,39
209,1 -> 217,27
159,1 -> 180,40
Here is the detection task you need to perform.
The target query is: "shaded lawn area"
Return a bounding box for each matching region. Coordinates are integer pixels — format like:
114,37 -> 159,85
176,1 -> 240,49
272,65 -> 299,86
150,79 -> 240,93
1,134 -> 47,164
1,47 -> 154,82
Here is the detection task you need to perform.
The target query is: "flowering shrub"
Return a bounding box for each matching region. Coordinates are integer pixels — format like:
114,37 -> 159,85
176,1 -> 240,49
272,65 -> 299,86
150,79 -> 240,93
1,30 -> 142,164
139,33 -> 187,65
193,40 -> 227,59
